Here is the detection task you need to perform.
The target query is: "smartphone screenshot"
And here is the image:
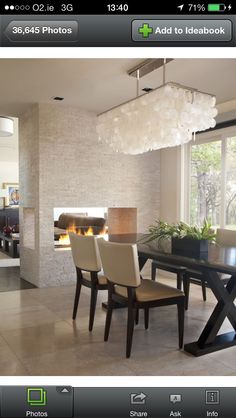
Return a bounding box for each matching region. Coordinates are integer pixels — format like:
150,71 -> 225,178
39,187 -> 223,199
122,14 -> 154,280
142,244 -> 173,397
0,1 -> 235,417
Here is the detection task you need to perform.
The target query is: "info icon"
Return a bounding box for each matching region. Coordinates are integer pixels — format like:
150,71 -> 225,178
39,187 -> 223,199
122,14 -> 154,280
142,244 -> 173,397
205,390 -> 220,405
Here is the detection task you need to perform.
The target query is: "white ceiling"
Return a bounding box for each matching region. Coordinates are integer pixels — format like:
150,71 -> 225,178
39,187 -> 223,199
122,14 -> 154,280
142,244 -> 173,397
0,58 -> 235,117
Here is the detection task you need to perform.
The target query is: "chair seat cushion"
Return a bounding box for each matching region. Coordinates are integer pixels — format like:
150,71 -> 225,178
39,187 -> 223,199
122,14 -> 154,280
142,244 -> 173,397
82,271 -> 107,285
115,279 -> 184,302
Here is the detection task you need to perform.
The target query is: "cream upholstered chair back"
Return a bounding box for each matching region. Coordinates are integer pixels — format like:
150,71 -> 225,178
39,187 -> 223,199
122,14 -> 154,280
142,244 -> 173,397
216,228 -> 236,247
69,233 -> 102,272
98,238 -> 141,287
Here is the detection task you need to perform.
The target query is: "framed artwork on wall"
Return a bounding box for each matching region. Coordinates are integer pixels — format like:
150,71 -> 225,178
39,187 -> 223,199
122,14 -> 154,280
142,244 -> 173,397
3,183 -> 19,207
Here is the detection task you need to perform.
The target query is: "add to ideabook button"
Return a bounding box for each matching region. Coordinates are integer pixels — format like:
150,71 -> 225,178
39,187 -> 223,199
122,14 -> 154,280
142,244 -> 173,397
132,20 -> 232,42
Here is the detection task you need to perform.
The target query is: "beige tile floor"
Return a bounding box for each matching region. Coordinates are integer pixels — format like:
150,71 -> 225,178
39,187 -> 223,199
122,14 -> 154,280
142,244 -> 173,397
0,275 -> 235,376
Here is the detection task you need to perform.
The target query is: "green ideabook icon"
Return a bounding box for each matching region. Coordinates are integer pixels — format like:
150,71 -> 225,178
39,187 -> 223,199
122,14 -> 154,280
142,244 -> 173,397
27,388 -> 47,406
138,23 -> 153,38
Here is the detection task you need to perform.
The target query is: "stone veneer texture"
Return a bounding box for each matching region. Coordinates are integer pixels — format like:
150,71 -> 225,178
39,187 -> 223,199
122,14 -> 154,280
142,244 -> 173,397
19,103 -> 160,287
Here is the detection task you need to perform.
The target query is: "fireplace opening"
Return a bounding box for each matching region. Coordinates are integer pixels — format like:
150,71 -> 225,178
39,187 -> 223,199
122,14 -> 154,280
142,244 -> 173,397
54,207 -> 108,248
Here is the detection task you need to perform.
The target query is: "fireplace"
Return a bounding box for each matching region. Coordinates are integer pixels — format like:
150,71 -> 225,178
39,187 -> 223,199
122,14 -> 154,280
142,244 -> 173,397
54,207 -> 107,248
53,207 -> 138,249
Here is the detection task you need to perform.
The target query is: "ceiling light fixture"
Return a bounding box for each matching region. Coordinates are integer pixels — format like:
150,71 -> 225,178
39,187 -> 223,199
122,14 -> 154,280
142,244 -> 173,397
52,96 -> 64,101
142,87 -> 153,92
97,59 -> 218,155
0,117 -> 14,137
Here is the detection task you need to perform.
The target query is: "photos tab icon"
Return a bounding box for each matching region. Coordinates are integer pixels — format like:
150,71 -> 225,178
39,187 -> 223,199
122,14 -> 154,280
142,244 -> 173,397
27,388 -> 47,406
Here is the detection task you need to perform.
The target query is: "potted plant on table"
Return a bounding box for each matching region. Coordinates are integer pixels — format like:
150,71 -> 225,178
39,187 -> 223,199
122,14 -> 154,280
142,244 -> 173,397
143,219 -> 216,258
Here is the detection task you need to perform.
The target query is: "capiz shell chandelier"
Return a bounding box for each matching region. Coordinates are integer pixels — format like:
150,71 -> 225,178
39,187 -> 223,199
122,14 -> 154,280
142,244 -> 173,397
97,60 -> 218,155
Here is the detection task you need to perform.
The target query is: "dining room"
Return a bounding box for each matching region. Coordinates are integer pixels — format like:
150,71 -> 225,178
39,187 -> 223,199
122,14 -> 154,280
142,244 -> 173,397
0,57 -> 236,375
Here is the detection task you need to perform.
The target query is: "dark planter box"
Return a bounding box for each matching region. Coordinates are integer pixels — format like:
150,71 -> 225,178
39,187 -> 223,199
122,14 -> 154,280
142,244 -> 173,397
171,237 -> 208,259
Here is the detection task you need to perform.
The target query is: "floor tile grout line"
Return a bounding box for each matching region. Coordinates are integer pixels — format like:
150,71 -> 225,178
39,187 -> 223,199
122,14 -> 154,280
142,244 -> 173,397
0,319 -> 80,375
0,333 -> 30,375
0,317 -> 70,337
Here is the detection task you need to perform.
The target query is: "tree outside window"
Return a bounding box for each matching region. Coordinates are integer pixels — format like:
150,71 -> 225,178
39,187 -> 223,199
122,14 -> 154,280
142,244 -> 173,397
190,135 -> 236,229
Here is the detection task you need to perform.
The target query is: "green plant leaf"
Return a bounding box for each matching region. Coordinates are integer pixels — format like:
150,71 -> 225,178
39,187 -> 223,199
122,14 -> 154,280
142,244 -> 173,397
143,218 -> 216,243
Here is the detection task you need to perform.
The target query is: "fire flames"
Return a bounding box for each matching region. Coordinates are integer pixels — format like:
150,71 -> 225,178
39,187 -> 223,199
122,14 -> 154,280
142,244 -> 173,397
58,223 -> 106,246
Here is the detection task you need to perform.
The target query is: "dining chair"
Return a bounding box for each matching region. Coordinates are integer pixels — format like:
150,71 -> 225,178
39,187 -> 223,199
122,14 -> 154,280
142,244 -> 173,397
69,233 -> 108,331
183,228 -> 236,309
98,238 -> 185,358
151,261 -> 186,290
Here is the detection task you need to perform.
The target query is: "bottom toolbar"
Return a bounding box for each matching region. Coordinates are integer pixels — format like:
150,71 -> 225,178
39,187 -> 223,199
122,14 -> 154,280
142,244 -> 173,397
0,387 -> 235,417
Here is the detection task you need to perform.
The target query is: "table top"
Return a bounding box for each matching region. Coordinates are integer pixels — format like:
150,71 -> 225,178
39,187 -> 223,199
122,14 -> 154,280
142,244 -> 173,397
108,233 -> 236,275
0,232 -> 20,242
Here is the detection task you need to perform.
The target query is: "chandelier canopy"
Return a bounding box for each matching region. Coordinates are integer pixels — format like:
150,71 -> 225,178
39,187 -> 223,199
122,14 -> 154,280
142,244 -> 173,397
97,60 -> 217,155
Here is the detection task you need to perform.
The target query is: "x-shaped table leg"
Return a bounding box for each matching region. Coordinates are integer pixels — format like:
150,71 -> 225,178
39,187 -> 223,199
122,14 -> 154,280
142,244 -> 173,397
185,270 -> 236,356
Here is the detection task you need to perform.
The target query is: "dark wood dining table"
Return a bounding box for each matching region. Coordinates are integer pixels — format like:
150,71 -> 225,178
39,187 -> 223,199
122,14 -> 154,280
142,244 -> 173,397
109,233 -> 236,357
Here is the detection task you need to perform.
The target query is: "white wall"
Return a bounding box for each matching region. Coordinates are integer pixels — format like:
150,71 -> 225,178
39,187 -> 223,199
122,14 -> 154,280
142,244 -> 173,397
0,161 -> 19,188
160,147 -> 181,223
20,104 -> 160,287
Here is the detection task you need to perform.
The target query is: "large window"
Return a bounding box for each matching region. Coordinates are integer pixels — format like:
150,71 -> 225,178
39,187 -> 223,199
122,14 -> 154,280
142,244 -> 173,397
225,137 -> 236,228
190,129 -> 236,229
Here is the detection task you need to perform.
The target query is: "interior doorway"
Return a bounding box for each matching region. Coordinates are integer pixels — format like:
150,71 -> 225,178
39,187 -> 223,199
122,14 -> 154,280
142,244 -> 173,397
0,118 -> 35,291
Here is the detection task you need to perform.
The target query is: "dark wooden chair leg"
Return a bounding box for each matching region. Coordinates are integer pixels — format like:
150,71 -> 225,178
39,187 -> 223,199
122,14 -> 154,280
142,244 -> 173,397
177,298 -> 185,349
177,272 -> 183,290
104,285 -> 113,341
72,280 -> 82,320
104,307 -> 113,341
183,276 -> 190,310
151,263 -> 156,281
135,308 -> 139,325
89,286 -> 98,331
144,308 -> 149,329
201,281 -> 207,301
126,305 -> 135,358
